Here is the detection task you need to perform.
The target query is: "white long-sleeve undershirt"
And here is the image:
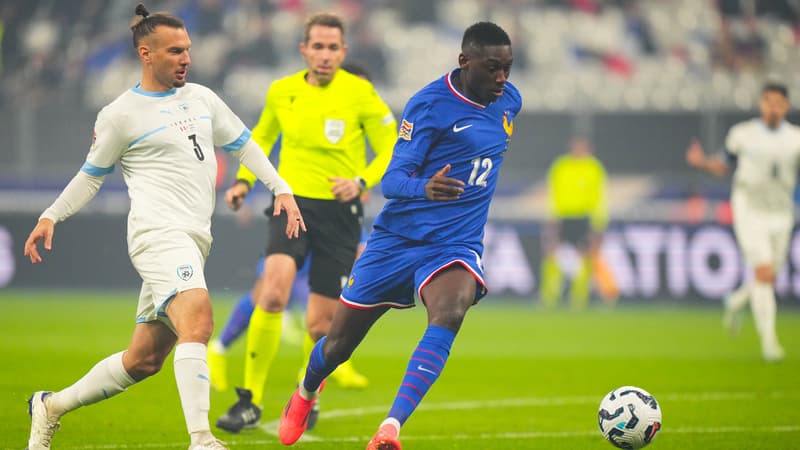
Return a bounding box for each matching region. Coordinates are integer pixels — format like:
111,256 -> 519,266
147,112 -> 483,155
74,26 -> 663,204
40,170 -> 104,223
232,139 -> 292,196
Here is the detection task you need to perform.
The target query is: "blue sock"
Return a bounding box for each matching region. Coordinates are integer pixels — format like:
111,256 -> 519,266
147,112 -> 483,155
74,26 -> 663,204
219,292 -> 256,348
388,325 -> 456,426
302,336 -> 336,392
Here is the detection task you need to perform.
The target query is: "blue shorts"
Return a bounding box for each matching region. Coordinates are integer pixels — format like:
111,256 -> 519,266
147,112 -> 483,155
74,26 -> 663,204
340,229 -> 488,309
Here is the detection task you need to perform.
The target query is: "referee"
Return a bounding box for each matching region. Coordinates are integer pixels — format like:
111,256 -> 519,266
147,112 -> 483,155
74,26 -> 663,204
216,13 -> 397,433
539,136 -> 612,309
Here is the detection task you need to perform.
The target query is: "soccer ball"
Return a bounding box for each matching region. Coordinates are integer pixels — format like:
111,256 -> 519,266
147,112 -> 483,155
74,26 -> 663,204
597,386 -> 662,449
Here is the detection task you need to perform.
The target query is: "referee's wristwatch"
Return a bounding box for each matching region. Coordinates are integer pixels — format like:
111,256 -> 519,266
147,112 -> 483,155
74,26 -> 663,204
354,176 -> 367,193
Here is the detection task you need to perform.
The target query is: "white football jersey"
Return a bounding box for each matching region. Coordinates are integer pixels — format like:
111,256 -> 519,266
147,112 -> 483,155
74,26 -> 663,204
85,83 -> 249,252
726,119 -> 800,213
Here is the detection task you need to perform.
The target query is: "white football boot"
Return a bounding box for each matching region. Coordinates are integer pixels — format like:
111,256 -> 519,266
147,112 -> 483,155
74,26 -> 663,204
26,391 -> 60,450
189,438 -> 229,450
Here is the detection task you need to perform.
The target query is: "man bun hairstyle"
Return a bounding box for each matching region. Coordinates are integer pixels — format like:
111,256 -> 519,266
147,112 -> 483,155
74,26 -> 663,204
130,3 -> 185,48
461,21 -> 511,55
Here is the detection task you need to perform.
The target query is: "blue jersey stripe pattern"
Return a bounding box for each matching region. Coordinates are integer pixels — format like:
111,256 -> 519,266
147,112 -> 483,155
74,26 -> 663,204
388,325 -> 455,425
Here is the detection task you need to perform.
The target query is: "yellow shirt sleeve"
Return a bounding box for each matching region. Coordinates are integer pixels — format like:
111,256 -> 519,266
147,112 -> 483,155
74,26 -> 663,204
235,84 -> 281,187
356,85 -> 396,188
589,160 -> 609,231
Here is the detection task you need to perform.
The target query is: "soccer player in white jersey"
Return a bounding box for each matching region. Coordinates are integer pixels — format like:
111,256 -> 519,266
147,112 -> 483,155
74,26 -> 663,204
687,82 -> 800,362
21,4 -> 305,449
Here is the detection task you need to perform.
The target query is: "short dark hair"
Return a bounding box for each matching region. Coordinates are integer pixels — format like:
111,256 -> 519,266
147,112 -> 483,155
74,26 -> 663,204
762,82 -> 789,99
461,22 -> 511,55
130,3 -> 185,48
303,13 -> 345,43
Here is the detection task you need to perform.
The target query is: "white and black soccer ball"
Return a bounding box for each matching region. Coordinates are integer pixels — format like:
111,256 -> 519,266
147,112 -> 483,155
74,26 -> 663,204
597,386 -> 662,449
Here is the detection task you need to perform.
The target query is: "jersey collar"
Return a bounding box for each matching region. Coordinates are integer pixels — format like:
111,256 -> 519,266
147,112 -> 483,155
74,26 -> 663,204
131,83 -> 178,97
445,69 -> 486,109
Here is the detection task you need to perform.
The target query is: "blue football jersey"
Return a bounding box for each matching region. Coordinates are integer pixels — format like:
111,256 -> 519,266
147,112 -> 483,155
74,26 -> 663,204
373,69 -> 522,251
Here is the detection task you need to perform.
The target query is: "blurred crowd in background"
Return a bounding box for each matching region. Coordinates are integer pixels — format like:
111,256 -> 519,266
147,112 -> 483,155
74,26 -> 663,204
3,0 -> 800,301
2,0 -> 800,114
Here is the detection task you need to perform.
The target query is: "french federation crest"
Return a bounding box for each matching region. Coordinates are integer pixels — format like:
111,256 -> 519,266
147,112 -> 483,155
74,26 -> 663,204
177,264 -> 194,281
503,111 -> 514,136
324,119 -> 345,144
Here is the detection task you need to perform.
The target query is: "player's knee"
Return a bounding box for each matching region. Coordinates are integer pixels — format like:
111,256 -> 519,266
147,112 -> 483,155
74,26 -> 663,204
306,322 -> 328,342
755,265 -> 775,283
429,308 -> 467,332
185,323 -> 214,343
256,287 -> 288,312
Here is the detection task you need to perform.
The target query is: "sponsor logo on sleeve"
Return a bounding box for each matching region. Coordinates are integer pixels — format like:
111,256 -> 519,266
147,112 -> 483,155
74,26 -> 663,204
399,119 -> 414,141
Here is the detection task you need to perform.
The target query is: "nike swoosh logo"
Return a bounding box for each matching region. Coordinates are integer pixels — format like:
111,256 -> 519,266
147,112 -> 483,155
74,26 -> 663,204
453,124 -> 473,133
417,365 -> 437,376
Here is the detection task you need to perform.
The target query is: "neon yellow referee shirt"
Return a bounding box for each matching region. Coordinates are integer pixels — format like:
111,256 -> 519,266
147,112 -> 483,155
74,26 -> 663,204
546,154 -> 609,231
236,69 -> 397,199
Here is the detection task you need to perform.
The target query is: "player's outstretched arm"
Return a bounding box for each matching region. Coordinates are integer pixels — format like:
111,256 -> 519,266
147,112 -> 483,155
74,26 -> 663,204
25,169 -> 105,264
425,164 -> 465,201
273,193 -> 306,238
24,218 -> 54,264
686,138 -> 728,177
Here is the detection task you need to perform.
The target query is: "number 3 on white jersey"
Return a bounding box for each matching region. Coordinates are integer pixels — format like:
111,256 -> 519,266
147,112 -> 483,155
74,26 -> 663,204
468,157 -> 492,187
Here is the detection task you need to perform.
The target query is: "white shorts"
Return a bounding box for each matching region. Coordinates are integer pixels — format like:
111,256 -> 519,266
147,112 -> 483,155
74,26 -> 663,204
129,230 -> 210,332
732,194 -> 792,267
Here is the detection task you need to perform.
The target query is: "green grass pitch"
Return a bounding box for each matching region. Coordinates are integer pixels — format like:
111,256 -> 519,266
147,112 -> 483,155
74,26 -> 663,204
2,290 -> 800,449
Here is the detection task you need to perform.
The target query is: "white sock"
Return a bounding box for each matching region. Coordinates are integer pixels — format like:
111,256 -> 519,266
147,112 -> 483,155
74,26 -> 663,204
727,283 -> 751,312
380,417 -> 402,435
174,342 -> 211,434
210,339 -> 227,355
298,377 -> 318,401
190,430 -> 215,446
48,351 -> 136,417
750,282 -> 780,351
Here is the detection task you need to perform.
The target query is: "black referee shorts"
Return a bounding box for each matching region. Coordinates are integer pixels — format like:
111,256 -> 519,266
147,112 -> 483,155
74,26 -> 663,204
558,216 -> 591,250
265,195 -> 363,299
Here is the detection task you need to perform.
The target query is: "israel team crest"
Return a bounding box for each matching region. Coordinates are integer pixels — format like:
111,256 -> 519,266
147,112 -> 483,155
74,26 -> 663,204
177,264 -> 194,281
324,119 -> 345,144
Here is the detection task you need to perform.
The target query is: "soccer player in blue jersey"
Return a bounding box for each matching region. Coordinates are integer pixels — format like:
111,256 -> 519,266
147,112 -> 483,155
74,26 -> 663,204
277,21 -> 521,449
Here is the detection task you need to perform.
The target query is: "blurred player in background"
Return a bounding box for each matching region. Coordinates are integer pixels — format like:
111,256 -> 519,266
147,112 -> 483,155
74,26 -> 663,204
216,13 -> 397,434
539,136 -> 615,309
22,5 -> 303,450
277,21 -> 521,450
686,81 -> 800,362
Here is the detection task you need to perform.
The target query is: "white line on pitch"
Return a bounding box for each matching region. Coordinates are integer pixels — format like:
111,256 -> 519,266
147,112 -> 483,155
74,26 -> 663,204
52,391 -> 800,449
59,424 -> 800,449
